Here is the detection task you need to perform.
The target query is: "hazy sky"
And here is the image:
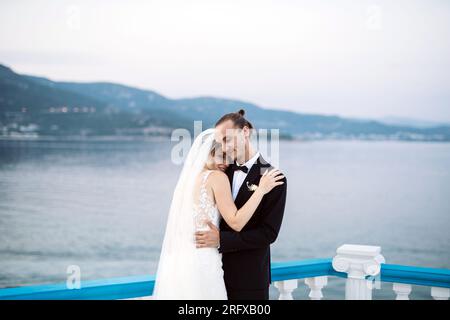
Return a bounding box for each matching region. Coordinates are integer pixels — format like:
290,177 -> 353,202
1,0 -> 449,122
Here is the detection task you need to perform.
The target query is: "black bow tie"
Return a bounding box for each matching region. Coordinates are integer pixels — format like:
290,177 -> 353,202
231,163 -> 248,174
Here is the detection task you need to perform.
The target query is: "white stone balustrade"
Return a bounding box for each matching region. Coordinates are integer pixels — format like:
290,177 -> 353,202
274,279 -> 298,300
393,283 -> 412,300
431,287 -> 450,300
305,276 -> 328,300
332,244 -> 385,300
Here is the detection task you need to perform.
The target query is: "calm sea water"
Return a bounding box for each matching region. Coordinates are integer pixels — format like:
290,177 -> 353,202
0,139 -> 449,299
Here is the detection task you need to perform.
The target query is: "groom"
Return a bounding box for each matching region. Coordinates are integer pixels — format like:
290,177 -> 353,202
195,109 -> 287,300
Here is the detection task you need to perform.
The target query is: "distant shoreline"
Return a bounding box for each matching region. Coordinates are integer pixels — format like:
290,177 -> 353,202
0,135 -> 171,142
0,134 -> 449,143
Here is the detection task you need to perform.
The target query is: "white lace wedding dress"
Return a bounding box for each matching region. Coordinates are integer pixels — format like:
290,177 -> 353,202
153,129 -> 228,300
191,170 -> 228,299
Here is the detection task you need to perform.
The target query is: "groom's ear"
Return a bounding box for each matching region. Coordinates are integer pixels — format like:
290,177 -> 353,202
242,125 -> 254,138
243,125 -> 249,134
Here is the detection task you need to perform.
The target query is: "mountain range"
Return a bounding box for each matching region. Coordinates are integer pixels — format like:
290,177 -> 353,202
1,63 -> 449,141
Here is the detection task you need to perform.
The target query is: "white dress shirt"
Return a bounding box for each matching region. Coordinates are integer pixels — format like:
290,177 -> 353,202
231,151 -> 260,200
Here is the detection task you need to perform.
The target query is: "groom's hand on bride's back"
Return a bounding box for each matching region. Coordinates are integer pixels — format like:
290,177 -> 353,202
195,221 -> 220,248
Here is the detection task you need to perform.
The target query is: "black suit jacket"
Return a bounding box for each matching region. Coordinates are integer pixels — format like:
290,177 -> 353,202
219,155 -> 287,291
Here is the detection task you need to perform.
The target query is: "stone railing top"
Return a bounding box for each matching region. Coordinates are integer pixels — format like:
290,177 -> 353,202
336,244 -> 382,257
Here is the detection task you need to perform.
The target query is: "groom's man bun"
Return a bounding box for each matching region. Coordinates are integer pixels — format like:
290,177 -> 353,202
215,109 -> 254,129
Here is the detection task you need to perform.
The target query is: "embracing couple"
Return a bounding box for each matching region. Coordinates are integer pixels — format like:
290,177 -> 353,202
153,109 -> 287,300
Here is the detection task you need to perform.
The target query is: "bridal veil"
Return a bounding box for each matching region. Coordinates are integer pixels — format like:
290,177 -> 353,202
153,128 -> 217,299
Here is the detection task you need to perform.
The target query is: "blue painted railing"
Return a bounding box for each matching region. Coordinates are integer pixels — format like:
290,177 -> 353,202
0,275 -> 156,300
1,258 -> 449,300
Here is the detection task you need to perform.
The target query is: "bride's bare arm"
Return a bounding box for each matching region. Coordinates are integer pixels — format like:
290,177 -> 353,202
210,169 -> 284,232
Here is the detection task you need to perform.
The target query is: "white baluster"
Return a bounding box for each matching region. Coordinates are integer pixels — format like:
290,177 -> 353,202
393,283 -> 412,300
274,279 -> 298,300
431,287 -> 450,300
332,244 -> 385,300
305,276 -> 328,300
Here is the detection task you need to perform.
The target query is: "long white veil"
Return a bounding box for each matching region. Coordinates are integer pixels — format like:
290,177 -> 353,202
153,128 -> 216,299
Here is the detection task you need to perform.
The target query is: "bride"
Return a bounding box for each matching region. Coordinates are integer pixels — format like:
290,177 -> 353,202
153,128 -> 284,299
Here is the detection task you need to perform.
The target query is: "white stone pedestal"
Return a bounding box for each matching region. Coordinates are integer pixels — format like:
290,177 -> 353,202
332,244 -> 385,300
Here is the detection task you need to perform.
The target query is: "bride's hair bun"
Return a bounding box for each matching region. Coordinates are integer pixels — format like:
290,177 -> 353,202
237,109 -> 245,116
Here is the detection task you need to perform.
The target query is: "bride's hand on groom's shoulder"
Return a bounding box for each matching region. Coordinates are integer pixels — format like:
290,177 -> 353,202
258,168 -> 285,195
